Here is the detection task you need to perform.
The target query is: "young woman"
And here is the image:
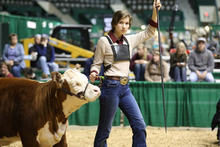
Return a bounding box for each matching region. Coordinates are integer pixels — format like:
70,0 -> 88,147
89,0 -> 162,146
169,42 -> 187,82
0,61 -> 14,77
130,43 -> 152,81
144,49 -> 169,82
2,33 -> 26,77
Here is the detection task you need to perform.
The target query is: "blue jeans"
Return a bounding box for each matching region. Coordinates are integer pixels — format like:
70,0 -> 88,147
36,56 -> 59,75
94,79 -> 146,147
134,63 -> 146,81
12,65 -> 22,77
189,71 -> 214,83
169,66 -> 187,82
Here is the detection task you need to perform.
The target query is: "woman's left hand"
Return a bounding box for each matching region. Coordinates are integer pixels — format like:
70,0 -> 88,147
153,0 -> 162,11
176,62 -> 180,67
9,60 -> 14,66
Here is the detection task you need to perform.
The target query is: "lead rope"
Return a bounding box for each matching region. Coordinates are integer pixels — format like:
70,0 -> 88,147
91,75 -> 104,89
97,76 -> 104,88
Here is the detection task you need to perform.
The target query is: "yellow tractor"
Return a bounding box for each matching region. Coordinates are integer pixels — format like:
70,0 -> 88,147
21,24 -> 94,68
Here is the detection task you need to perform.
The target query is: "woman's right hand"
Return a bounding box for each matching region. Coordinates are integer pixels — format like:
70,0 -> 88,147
153,0 -> 162,10
41,41 -> 47,47
89,72 -> 97,83
176,62 -> 180,67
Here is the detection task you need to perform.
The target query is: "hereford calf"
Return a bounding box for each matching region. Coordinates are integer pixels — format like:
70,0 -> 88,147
0,69 -> 100,147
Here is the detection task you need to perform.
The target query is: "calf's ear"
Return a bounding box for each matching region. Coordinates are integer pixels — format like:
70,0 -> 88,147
63,69 -> 75,80
51,71 -> 64,88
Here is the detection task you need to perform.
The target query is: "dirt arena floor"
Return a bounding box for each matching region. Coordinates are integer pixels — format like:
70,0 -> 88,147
5,126 -> 220,147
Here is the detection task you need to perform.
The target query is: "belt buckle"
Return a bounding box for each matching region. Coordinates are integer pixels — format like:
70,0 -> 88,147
120,77 -> 129,85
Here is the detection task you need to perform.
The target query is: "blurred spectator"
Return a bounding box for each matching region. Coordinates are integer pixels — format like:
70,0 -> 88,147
130,44 -> 152,81
188,37 -> 214,83
169,42 -> 187,82
28,34 -> 41,67
208,35 -> 219,55
22,67 -> 38,80
144,49 -> 169,82
2,33 -> 26,77
83,48 -> 104,79
0,61 -> 14,77
35,34 -> 58,78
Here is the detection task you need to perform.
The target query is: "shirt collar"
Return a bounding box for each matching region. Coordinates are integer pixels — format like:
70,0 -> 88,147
108,31 -> 125,44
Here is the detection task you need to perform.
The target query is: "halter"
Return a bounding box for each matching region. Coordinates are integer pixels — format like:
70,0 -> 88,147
61,82 -> 89,101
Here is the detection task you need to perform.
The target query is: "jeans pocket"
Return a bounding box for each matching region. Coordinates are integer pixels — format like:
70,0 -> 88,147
107,79 -> 119,87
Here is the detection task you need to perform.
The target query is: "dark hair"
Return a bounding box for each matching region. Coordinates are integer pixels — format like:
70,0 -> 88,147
214,35 -> 219,39
23,67 -> 34,75
41,34 -> 49,42
148,59 -> 165,73
8,33 -> 18,40
41,37 -> 47,42
111,10 -> 133,32
0,61 -> 11,71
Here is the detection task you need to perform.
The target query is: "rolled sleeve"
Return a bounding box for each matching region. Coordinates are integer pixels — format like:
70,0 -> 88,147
145,25 -> 156,39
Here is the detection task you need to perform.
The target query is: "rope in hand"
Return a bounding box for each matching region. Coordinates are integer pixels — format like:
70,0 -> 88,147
91,75 -> 104,89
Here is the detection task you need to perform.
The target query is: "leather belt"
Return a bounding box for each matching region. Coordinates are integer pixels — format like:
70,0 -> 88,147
106,76 -> 129,85
106,76 -> 120,81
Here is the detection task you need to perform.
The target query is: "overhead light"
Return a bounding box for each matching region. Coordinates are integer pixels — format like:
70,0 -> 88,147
141,25 -> 146,30
49,22 -> 54,29
204,25 -> 210,32
27,21 -> 36,29
91,18 -> 97,25
42,21 -> 47,28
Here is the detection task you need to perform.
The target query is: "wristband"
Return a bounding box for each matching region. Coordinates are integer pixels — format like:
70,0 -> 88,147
149,19 -> 158,28
90,70 -> 98,75
90,70 -> 98,80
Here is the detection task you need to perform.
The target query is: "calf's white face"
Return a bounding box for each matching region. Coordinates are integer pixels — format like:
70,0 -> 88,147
63,69 -> 100,101
61,69 -> 101,117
